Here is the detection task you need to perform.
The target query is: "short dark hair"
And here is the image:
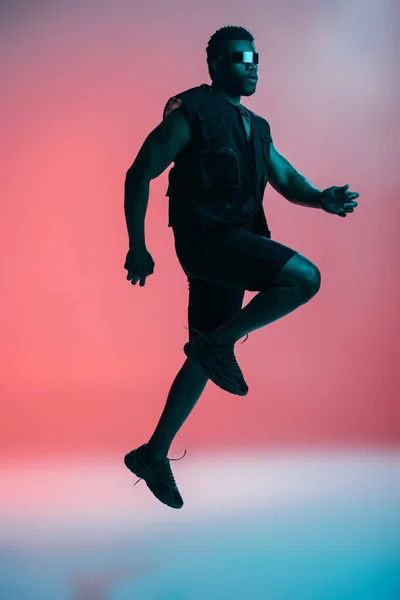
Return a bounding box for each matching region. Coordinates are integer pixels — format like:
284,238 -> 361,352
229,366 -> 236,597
206,25 -> 255,81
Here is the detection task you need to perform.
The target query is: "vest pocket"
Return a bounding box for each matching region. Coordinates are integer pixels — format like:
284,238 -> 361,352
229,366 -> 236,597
260,134 -> 271,166
198,146 -> 241,195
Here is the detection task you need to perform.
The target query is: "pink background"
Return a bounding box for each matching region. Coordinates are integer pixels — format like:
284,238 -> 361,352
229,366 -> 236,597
1,4 -> 399,599
1,0 -> 399,461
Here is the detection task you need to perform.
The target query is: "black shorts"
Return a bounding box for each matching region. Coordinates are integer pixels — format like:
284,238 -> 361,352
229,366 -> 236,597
173,228 -> 298,342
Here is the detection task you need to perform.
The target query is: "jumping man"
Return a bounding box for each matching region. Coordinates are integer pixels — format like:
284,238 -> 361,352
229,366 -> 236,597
123,26 -> 359,509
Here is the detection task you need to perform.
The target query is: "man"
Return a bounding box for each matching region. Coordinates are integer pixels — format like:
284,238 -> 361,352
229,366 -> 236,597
123,26 -> 359,509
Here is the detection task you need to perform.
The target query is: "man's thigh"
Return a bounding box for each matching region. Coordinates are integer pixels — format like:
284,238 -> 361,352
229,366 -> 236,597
175,229 -> 299,293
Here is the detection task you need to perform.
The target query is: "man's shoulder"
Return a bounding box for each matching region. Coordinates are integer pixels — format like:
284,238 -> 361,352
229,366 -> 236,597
163,84 -> 210,119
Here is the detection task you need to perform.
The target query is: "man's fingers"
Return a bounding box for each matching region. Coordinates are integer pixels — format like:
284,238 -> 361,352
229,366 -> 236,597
126,263 -> 153,286
126,271 -> 147,285
128,272 -> 139,284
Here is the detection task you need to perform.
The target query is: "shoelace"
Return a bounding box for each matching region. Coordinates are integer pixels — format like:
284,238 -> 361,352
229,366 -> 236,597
133,448 -> 187,487
184,326 -> 248,345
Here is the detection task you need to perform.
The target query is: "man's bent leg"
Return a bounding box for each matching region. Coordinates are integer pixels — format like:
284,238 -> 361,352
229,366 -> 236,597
210,254 -> 321,347
146,359 -> 208,461
145,254 -> 320,458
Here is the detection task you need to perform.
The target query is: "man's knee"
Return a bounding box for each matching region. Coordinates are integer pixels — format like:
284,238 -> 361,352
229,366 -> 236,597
303,264 -> 321,301
274,253 -> 321,300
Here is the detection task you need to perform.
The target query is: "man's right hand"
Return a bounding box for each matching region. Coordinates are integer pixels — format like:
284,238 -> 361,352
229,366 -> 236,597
124,245 -> 155,287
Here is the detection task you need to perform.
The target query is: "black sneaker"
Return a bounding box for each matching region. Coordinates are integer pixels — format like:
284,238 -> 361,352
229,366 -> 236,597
124,444 -> 186,509
183,327 -> 248,396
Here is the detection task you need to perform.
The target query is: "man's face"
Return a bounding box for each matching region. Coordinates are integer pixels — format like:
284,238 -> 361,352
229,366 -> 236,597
211,39 -> 259,97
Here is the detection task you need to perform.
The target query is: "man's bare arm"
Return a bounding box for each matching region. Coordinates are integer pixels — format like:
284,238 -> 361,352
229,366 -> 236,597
268,143 -> 322,209
124,107 -> 191,248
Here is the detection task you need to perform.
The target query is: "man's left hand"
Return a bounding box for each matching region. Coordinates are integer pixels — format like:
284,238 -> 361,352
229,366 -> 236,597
320,184 -> 359,218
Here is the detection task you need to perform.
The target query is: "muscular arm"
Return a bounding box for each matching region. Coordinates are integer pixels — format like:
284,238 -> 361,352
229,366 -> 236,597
124,106 -> 191,248
268,143 -> 322,209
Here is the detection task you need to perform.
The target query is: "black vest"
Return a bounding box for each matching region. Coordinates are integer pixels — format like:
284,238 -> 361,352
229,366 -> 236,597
163,83 -> 272,238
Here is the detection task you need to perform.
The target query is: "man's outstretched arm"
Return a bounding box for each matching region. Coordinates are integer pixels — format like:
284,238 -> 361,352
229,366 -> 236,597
268,143 -> 322,209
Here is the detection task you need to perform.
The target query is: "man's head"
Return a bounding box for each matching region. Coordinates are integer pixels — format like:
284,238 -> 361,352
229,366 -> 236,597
206,26 -> 258,99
